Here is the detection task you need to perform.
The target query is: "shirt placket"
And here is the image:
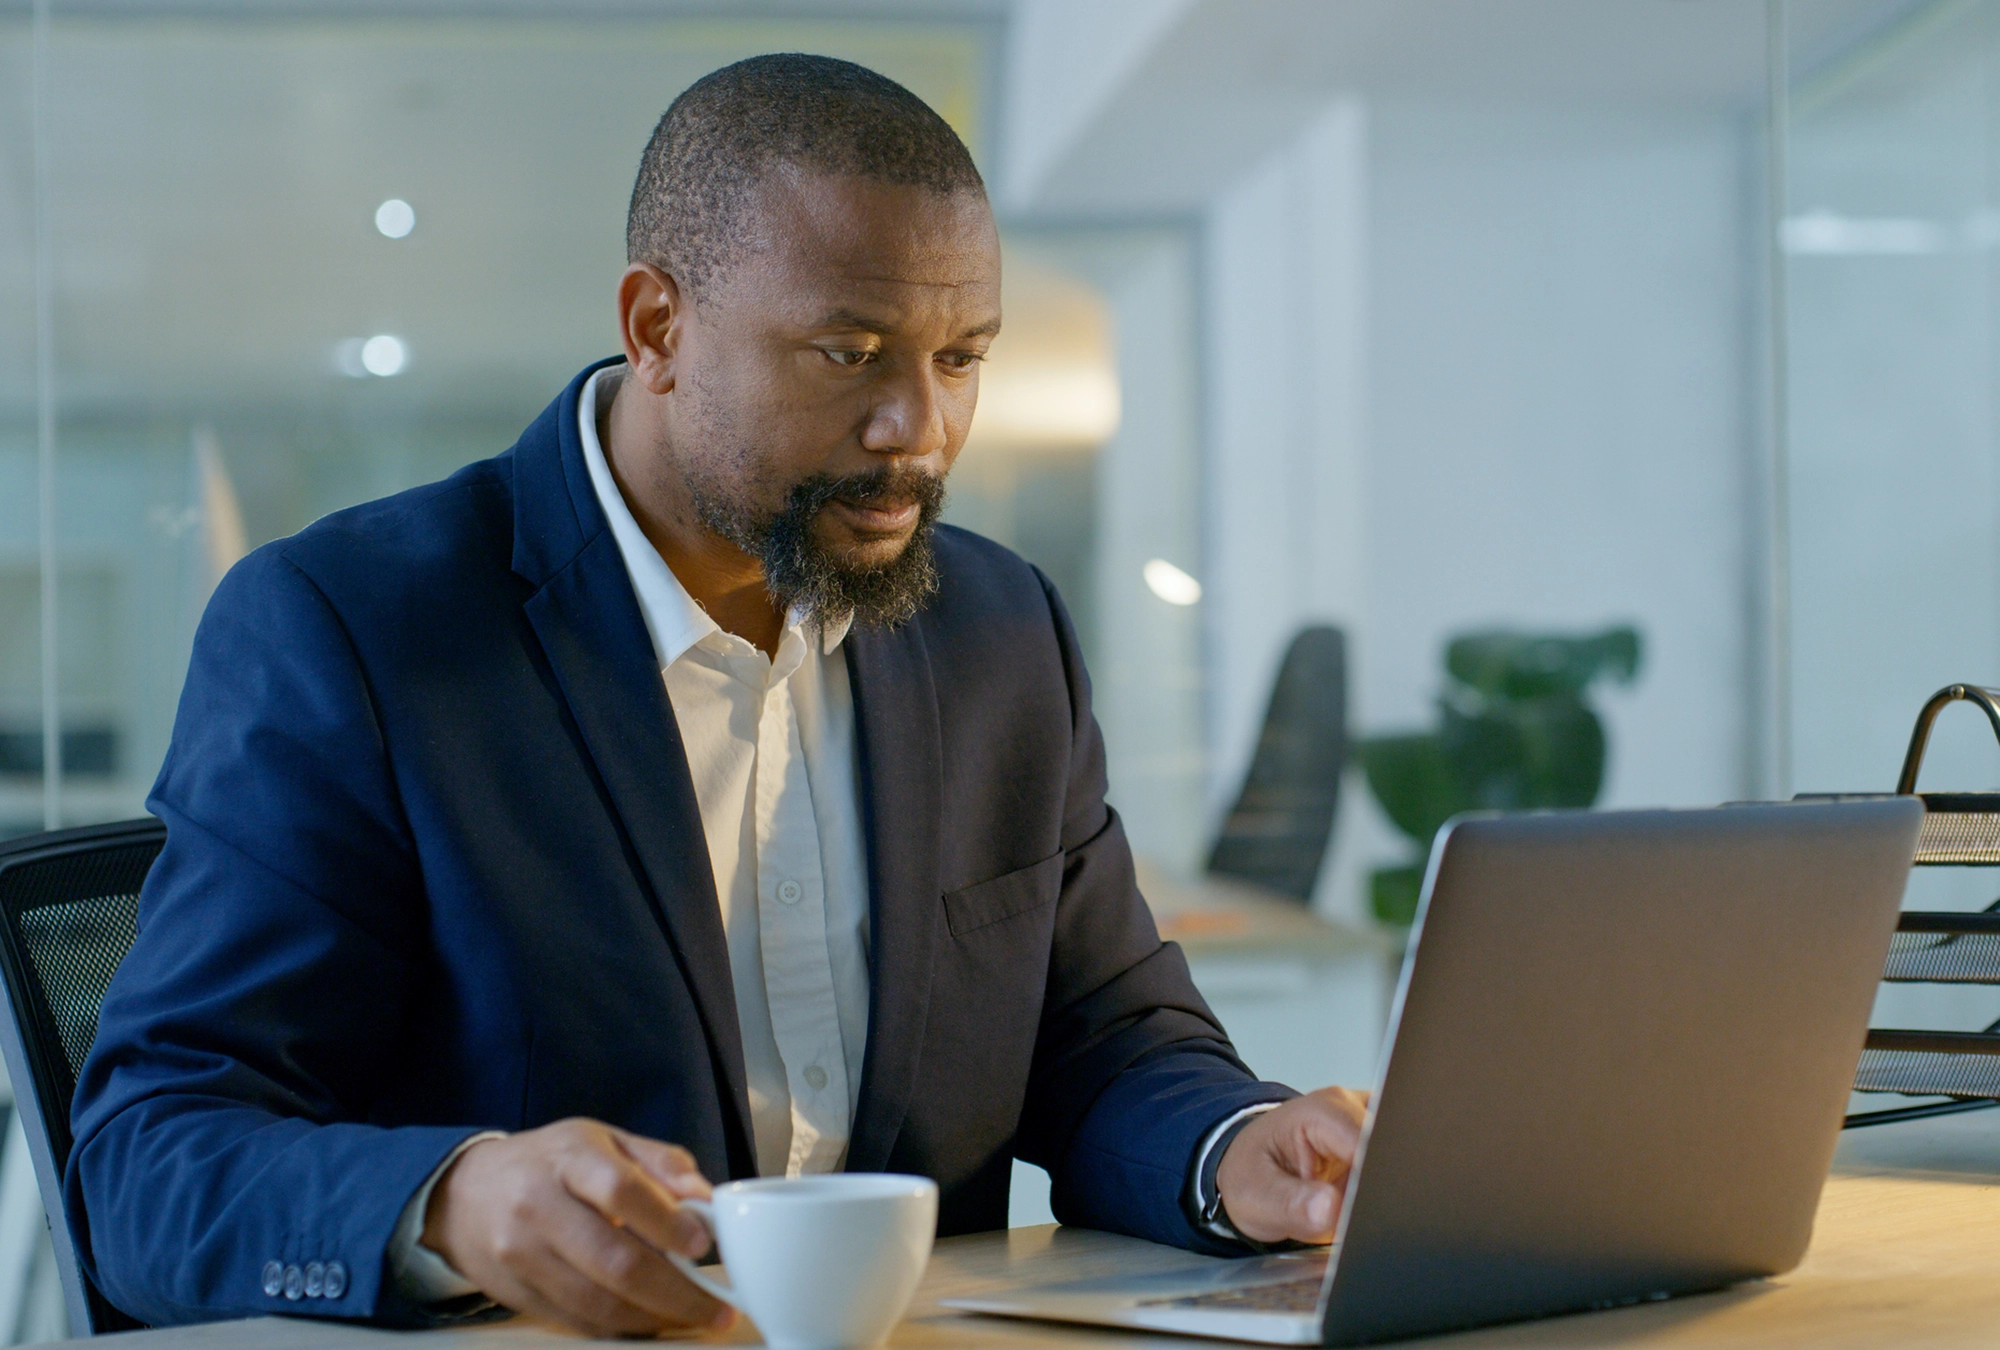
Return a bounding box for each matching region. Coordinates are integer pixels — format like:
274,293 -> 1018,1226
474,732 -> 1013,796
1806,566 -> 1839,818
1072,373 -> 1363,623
752,650 -> 853,1176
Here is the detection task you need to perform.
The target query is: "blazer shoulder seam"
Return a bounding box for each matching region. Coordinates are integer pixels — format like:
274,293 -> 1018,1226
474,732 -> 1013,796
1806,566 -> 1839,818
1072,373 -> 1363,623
262,552 -> 420,859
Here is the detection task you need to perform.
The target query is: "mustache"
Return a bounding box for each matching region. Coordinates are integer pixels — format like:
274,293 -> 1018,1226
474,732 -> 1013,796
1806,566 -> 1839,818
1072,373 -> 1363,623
787,465 -> 948,518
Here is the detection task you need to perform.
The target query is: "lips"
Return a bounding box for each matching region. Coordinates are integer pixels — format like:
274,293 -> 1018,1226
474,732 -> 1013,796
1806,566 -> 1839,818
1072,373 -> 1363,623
832,496 -> 922,533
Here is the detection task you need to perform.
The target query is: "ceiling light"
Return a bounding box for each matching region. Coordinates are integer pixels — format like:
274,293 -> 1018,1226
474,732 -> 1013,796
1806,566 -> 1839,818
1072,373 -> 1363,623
375,198 -> 416,239
1782,209 -> 1943,256
360,335 -> 407,377
1143,559 -> 1202,606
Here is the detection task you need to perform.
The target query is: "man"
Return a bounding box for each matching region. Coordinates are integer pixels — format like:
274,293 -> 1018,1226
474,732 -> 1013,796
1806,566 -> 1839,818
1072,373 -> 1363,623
69,55 -> 1365,1335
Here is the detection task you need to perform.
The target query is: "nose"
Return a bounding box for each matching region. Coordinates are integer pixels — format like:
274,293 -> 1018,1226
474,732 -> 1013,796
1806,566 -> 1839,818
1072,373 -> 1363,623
859,360 -> 950,462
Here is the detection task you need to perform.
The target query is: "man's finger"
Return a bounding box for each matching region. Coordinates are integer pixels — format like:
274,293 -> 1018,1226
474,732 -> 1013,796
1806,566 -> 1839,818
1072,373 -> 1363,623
1222,1168 -> 1343,1246
1293,1110 -> 1361,1183
511,1244 -> 685,1340
468,1227 -> 665,1340
476,1267 -> 603,1338
541,1195 -> 731,1331
1273,1091 -> 1365,1186
613,1129 -> 712,1200
556,1134 -> 706,1258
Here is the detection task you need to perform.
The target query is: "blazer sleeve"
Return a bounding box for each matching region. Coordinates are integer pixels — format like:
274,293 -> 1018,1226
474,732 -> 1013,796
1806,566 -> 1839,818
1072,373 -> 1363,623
1013,573 -> 1296,1255
65,547 -> 483,1327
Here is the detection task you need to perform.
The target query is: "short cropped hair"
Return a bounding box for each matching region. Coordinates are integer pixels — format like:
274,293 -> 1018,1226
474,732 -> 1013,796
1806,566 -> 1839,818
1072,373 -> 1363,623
627,53 -> 986,297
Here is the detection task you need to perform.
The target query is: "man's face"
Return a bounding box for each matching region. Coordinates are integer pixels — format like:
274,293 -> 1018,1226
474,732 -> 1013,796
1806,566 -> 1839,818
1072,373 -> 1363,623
659,167 -> 1002,625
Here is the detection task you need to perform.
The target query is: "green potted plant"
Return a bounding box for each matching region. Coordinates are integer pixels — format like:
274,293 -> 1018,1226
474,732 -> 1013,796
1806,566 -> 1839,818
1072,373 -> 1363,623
1358,626 -> 1642,926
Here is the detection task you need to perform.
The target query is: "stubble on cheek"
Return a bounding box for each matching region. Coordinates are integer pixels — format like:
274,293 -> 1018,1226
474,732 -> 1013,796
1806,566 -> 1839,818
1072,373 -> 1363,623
672,370 -> 789,545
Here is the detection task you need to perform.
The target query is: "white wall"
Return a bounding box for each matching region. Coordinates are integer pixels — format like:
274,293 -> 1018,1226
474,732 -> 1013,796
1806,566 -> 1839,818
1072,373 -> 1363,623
1362,98 -> 1755,813
1197,93 -> 1758,921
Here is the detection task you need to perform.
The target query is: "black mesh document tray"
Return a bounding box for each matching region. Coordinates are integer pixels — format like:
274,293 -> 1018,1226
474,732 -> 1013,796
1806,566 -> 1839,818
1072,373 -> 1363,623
1911,794 -> 2000,865
1827,685 -> 2000,1127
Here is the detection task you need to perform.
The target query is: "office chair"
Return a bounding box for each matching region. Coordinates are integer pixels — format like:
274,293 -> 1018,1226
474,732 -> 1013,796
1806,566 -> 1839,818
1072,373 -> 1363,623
0,819 -> 163,1336
1207,625 -> 1347,903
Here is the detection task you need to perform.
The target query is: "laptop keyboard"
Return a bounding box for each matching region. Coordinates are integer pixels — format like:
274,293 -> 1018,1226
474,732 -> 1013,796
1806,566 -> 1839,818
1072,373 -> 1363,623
1140,1276 -> 1323,1313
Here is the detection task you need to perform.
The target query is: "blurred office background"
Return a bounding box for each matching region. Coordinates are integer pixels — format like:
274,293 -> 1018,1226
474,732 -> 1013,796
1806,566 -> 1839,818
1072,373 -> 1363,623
3,0 -> 2000,1332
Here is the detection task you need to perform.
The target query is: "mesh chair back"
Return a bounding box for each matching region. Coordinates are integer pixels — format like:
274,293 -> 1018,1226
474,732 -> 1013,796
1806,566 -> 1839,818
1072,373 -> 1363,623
0,819 -> 163,1336
1206,626 -> 1347,902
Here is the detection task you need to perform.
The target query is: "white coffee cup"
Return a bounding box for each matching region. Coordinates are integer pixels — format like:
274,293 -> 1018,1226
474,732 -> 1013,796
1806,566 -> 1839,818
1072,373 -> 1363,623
667,1173 -> 939,1350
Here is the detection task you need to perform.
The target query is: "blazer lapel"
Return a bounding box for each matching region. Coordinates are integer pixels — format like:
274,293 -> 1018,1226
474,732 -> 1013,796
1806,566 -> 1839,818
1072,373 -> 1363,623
843,621 -> 944,1171
512,364 -> 755,1175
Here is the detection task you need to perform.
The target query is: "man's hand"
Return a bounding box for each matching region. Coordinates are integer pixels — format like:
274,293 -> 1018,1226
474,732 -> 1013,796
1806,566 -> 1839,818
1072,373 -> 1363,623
1213,1087 -> 1369,1244
421,1118 -> 735,1338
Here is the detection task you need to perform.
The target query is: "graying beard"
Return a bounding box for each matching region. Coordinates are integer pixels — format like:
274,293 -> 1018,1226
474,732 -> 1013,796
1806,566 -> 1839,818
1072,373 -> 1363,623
690,472 -> 944,630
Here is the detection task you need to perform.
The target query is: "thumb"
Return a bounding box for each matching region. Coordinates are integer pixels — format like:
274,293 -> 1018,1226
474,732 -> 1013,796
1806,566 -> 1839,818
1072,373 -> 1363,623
1293,1112 -> 1360,1186
1278,1175 -> 1343,1243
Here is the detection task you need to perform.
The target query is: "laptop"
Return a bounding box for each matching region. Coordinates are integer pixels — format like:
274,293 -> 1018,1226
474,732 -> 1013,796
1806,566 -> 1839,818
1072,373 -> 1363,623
946,800 -> 1922,1345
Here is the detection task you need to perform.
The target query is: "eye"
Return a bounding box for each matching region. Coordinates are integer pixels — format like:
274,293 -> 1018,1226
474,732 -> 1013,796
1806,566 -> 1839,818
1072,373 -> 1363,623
938,351 -> 985,373
823,347 -> 876,369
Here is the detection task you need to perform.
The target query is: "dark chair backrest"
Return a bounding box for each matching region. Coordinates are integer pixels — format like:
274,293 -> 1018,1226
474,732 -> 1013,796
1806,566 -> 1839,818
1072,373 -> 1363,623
1207,625 -> 1347,903
0,819 -> 163,1337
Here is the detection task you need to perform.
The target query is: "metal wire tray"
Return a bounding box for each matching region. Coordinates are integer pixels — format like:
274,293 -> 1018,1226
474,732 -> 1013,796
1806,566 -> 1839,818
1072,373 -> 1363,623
1827,686 -> 2000,1125
1882,908 -> 2000,981
1804,793 -> 2000,865
1911,794 -> 2000,865
1855,1031 -> 2000,1099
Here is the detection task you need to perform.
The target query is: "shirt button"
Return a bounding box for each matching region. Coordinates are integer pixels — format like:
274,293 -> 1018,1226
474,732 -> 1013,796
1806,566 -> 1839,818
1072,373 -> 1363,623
283,1265 -> 304,1300
804,1064 -> 828,1091
324,1262 -> 348,1299
304,1262 -> 325,1298
261,1261 -> 284,1297
777,880 -> 803,904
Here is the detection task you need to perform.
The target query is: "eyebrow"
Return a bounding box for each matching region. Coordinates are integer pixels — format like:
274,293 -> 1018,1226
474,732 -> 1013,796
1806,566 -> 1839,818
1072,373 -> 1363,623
812,307 -> 1003,342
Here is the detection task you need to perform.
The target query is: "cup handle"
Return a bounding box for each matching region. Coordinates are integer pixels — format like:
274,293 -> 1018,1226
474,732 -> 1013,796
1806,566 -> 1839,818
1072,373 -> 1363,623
664,1199 -> 740,1309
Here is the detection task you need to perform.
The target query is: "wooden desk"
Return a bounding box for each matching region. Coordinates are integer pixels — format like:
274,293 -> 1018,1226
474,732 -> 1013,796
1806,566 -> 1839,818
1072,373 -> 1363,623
58,1115 -> 2000,1348
1133,861 -> 1393,963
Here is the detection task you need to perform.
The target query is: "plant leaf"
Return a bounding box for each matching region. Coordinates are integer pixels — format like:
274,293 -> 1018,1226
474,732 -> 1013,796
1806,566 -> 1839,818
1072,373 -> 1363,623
1445,626 -> 1642,700
1358,733 -> 1472,844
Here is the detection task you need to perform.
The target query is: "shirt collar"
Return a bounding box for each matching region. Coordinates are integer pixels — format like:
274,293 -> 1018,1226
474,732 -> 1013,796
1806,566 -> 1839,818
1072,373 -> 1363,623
576,366 -> 851,668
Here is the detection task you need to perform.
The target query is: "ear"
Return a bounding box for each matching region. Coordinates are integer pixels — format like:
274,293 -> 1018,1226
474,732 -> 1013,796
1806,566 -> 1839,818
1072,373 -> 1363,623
617,263 -> 686,395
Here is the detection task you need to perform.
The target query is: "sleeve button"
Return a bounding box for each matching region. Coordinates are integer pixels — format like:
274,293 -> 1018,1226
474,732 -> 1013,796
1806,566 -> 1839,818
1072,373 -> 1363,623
283,1265 -> 304,1300
304,1262 -> 325,1298
324,1262 -> 347,1299
261,1261 -> 283,1298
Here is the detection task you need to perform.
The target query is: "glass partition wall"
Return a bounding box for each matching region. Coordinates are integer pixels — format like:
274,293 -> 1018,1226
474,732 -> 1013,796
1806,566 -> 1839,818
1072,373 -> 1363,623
1783,0 -> 2000,804
2,12 -> 40,838
0,9 -> 1216,851
1781,0 -> 2000,1033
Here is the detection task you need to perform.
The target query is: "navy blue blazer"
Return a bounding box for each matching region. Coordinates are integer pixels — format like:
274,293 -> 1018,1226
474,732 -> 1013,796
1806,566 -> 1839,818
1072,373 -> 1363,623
67,361 -> 1292,1327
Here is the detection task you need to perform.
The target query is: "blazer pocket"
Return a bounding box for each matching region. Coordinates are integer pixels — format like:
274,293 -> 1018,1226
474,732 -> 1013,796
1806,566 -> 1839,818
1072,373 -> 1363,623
943,852 -> 1064,938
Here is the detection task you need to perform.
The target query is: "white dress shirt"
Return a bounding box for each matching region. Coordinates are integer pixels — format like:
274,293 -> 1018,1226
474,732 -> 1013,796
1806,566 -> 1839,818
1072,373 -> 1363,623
578,365 -> 872,1177
390,364 -> 873,1299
